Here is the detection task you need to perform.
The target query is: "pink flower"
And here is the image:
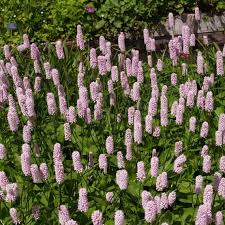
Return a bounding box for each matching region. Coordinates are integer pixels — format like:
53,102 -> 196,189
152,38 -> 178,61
144,200 -> 157,223
148,55 -> 152,67
171,100 -> 178,116
136,161 -> 146,182
106,136 -> 114,154
126,58 -> 132,77
201,145 -> 208,157
160,95 -> 168,127
189,116 -> 196,132
78,188 -> 89,212
190,34 -> 196,46
97,56 -> 107,75
91,210 -> 103,225
55,40 -> 65,59
99,36 -> 106,54
33,60 -> 40,74
106,192 -> 114,203
150,68 -> 157,86
32,205 -> 40,220
34,76 -> 41,92
7,104 -> 19,132
203,185 -> 213,206
72,151 -> 83,173
175,141 -> 182,157
203,36 -> 209,46
205,91 -> 214,112
105,54 -> 111,72
76,25 -> 85,50
150,38 -> 156,51
143,29 -> 149,44
117,151 -> 125,169
153,126 -> 160,138
126,145 -> 132,161
3,45 -> 11,59
64,123 -> 71,141
54,161 -> 64,184
137,61 -> 144,83
6,183 -> 18,202
182,25 -> 190,55
200,121 -> 209,138
169,39 -> 177,61
23,77 -> 31,90
23,125 -> 32,143
174,154 -> 186,174
114,210 -> 125,225
157,59 -> 163,71
218,114 -> 225,132
132,56 -> 139,76
195,175 -> 203,194
219,156 -> 225,172
168,12 -> 174,29
218,178 -> 225,199
30,43 -> 40,60
151,154 -> 159,177
195,7 -> 201,21
202,155 -> 211,173
171,73 -> 177,85
44,62 -> 51,79
141,191 -> 152,208
39,163 -> 48,180
22,34 -> 30,48
90,48 -> 97,69
195,204 -> 210,225
51,68 -> 60,86
99,154 -> 107,174
156,172 -> 168,191
111,66 -> 118,82
168,191 -> 176,206
21,145 -> 31,176
118,32 -> 125,52
0,144 -> 6,160
148,97 -> 157,116
134,122 -> 142,144
213,172 -> 222,191
196,91 -> 204,110
10,208 -> 20,224
176,105 -> 183,125
154,196 -> 161,214
116,169 -> 128,190
197,51 -> 204,74
145,114 -> 153,134
160,192 -> 168,209
46,93 -> 57,115
186,91 -> 195,108
30,164 -> 42,183
182,63 -> 187,76
125,128 -> 132,147
216,51 -> 224,76
215,211 -> 223,225
106,41 -> 111,56
58,205 -> 70,225
25,89 -> 36,117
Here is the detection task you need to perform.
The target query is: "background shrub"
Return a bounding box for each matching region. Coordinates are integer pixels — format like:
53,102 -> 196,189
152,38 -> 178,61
0,0 -> 225,44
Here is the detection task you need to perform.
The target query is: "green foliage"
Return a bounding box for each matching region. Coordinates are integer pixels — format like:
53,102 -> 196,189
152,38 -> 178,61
0,0 -> 225,44
0,31 -> 224,224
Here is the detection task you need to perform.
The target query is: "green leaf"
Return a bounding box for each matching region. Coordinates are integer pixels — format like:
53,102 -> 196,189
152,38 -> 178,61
95,20 -> 106,29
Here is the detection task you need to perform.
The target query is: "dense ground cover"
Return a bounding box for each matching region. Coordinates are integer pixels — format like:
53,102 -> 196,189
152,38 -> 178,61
0,8 -> 225,225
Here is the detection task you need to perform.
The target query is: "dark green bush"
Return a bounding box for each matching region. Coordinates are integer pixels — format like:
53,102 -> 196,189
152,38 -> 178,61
0,0 -> 225,44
